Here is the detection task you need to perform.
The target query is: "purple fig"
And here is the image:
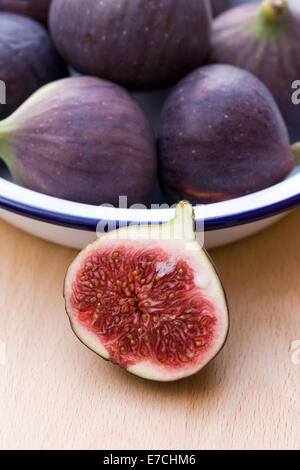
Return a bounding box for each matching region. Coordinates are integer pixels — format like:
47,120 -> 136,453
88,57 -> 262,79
158,64 -> 296,204
49,0 -> 212,89
0,13 -> 66,120
210,0 -> 300,141
211,0 -> 231,16
0,76 -> 157,206
0,0 -> 51,23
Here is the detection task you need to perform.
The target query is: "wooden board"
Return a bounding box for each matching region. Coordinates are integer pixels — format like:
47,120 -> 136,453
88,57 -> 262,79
0,209 -> 299,450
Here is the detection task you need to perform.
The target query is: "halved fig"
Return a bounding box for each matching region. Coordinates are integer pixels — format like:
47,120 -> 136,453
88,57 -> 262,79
64,202 -> 229,382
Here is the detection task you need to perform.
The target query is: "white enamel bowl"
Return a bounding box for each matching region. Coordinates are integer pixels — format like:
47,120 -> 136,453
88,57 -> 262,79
1,0 -> 300,250
0,163 -> 299,250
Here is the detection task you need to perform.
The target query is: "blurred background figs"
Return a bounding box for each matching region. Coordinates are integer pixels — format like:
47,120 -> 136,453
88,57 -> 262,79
0,76 -> 157,206
158,64 -> 295,204
0,12 -> 66,120
49,0 -> 212,89
0,0 -> 51,23
211,0 -> 232,16
210,0 -> 300,141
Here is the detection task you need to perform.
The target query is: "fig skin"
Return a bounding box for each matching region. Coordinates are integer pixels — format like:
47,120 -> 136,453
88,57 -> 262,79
49,0 -> 212,89
210,0 -> 300,142
211,0 -> 231,16
0,0 -> 51,23
0,76 -> 157,206
158,64 -> 295,205
0,13 -> 67,120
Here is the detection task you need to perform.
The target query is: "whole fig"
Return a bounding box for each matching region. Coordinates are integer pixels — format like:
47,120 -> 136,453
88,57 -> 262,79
0,0 -> 51,23
0,77 -> 157,206
0,13 -> 66,120
158,64 -> 295,204
210,0 -> 300,141
49,0 -> 212,89
211,0 -> 231,16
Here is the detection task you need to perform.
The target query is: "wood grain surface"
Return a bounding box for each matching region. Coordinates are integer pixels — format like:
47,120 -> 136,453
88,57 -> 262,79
0,209 -> 299,450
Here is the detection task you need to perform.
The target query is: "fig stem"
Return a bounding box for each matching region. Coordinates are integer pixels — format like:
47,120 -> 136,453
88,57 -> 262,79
260,0 -> 289,21
252,0 -> 290,38
291,143 -> 300,166
172,201 -> 196,243
0,121 -> 13,166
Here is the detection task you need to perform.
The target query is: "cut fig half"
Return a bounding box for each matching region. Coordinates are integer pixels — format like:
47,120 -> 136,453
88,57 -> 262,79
64,202 -> 229,382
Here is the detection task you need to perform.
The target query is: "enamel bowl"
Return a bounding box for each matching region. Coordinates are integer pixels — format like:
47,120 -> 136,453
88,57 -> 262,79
0,163 -> 299,250
1,0 -> 300,250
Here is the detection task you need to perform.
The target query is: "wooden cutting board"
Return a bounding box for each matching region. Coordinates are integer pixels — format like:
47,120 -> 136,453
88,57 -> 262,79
0,209 -> 299,450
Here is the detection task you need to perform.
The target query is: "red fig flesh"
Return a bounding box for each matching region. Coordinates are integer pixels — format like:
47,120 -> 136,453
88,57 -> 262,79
64,202 -> 229,382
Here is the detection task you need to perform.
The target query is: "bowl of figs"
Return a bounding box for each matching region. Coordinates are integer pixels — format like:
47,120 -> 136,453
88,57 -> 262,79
0,0 -> 299,249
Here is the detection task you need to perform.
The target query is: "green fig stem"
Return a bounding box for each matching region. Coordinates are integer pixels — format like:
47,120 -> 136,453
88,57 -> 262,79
0,120 -> 13,167
260,0 -> 289,21
173,201 -> 195,238
252,0 -> 290,38
168,201 -> 196,249
291,143 -> 300,166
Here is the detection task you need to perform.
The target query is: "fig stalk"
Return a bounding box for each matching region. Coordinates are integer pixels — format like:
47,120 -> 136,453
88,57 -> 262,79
291,143 -> 300,165
0,123 -> 13,167
253,0 -> 290,37
260,0 -> 289,20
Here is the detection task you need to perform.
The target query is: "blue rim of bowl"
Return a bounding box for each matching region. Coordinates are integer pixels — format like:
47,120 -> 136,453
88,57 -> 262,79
0,174 -> 300,232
